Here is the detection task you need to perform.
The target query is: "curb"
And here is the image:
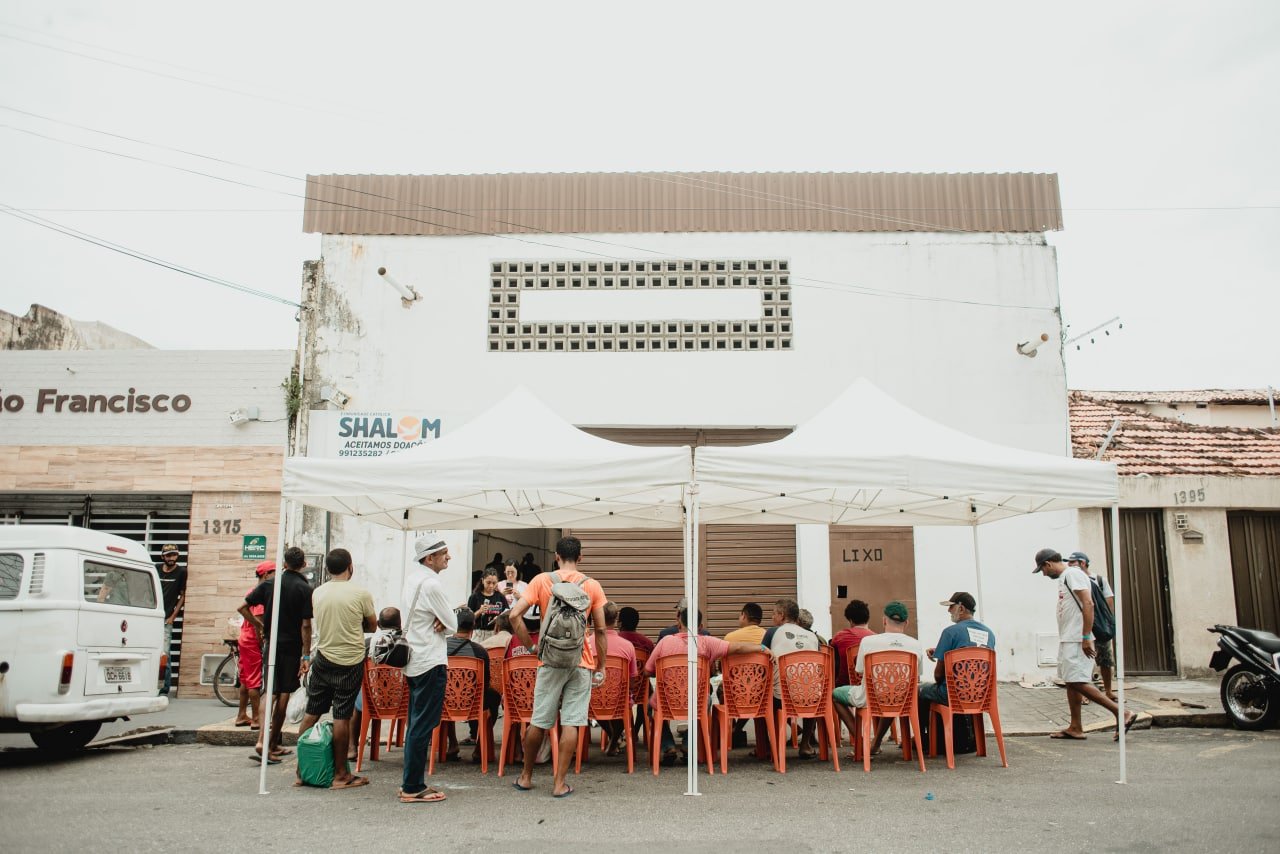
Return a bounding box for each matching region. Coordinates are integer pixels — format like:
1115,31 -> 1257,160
196,723 -> 301,747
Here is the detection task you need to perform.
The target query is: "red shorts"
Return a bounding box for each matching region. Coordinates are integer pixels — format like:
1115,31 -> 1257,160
238,637 -> 263,690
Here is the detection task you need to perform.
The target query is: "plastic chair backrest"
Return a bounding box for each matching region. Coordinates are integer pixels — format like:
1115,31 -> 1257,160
862,649 -> 919,718
942,646 -> 996,713
632,649 -> 650,704
503,656 -> 541,722
721,651 -> 773,718
486,646 -> 505,695
653,653 -> 710,719
777,649 -> 832,718
441,656 -> 485,721
844,642 -> 867,687
362,661 -> 409,719
587,654 -> 631,720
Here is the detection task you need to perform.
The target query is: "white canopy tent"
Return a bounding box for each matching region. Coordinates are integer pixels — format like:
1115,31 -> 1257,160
695,378 -> 1130,782
274,381 -> 1129,793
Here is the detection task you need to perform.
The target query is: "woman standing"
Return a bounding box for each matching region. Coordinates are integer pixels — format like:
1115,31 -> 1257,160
501,560 -> 528,606
467,567 -> 508,642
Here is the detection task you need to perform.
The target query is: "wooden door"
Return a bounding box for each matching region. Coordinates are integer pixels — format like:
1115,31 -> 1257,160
1227,511 -> 1280,633
1106,509 -> 1176,674
827,527 -> 917,639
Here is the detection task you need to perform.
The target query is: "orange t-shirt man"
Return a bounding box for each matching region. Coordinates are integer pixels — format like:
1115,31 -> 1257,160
518,568 -> 608,670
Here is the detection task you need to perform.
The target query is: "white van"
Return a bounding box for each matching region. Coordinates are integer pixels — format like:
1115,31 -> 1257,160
0,526 -> 169,751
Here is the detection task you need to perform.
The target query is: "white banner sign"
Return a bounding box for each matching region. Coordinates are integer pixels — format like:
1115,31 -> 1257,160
307,411 -> 445,458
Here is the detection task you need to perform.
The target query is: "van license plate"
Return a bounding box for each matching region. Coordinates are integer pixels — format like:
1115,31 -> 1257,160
104,666 -> 132,683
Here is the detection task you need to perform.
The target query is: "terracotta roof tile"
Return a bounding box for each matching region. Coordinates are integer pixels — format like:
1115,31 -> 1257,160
1078,389 -> 1278,405
1069,392 -> 1280,477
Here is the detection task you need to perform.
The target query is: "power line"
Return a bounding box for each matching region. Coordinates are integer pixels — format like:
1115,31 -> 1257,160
0,204 -> 302,308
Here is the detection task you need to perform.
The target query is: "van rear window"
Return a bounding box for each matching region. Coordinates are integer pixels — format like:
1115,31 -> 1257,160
84,561 -> 157,609
0,553 -> 20,600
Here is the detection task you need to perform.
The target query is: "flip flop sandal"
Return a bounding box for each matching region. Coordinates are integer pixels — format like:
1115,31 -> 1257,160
1114,714 -> 1139,741
511,781 -> 534,791
331,776 -> 370,790
249,753 -> 282,764
1049,731 -> 1087,740
552,785 -> 574,799
234,720 -> 253,727
399,787 -> 446,803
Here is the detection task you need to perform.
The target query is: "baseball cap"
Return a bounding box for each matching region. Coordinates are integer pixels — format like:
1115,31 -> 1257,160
161,544 -> 180,555
414,537 -> 448,561
940,591 -> 977,612
884,601 -> 909,623
255,560 -> 276,577
1065,551 -> 1090,565
675,596 -> 688,611
1032,548 -> 1063,573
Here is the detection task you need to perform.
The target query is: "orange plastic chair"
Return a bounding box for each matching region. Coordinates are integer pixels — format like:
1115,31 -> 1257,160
429,656 -> 490,775
497,656 -> 559,778
574,654 -> 634,773
651,653 -> 715,776
928,646 -> 1007,769
715,651 -> 779,773
861,649 -> 925,773
632,648 -> 652,749
775,650 -> 840,773
354,661 -> 409,772
486,646 -> 505,698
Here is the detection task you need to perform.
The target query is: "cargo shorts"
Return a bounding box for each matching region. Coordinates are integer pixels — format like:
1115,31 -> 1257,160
530,666 -> 592,729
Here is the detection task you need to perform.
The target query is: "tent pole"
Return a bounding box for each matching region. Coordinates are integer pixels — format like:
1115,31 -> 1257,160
970,520 -> 987,626
685,476 -> 702,796
1111,502 -> 1127,784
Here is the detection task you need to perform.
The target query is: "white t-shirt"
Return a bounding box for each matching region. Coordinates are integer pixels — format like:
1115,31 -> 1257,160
1056,566 -> 1092,642
765,622 -> 820,698
844,631 -> 926,707
401,568 -> 458,677
1088,571 -> 1115,599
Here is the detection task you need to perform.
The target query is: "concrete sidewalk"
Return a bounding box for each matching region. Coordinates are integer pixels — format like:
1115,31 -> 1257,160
994,674 -> 1226,736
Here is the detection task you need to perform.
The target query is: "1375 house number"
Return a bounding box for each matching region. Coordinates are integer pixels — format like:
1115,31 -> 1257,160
201,519 -> 242,534
1174,489 -> 1206,504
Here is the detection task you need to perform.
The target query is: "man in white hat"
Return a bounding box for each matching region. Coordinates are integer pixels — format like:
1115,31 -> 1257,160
398,537 -> 458,803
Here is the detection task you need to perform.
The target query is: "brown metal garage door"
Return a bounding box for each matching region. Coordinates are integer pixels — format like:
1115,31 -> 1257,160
566,525 -> 798,639
1228,511 -> 1280,633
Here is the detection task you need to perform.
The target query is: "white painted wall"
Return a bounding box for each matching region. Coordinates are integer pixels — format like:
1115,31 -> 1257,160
0,350 -> 293,446
301,230 -> 1080,678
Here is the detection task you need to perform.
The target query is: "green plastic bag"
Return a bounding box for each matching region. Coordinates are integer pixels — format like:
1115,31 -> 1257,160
296,721 -> 350,788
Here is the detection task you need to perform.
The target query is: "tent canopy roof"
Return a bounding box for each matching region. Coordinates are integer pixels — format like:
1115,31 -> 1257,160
696,379 -> 1118,526
283,388 -> 691,530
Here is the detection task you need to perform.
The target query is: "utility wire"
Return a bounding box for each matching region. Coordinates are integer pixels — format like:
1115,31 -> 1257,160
0,204 -> 301,308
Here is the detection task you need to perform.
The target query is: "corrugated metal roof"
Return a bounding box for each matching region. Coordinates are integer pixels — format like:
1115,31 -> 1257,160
1069,393 -> 1280,477
302,172 -> 1062,236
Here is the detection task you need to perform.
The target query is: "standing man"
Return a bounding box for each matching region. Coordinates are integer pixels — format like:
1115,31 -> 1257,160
508,535 -> 607,798
1034,548 -> 1137,741
1068,551 -> 1118,701
399,537 -> 458,804
233,560 -> 273,728
297,548 -> 376,790
156,544 -> 187,696
239,546 -> 313,764
518,552 -> 542,584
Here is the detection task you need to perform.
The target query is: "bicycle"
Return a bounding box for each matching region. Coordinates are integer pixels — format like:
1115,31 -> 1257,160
212,639 -> 241,707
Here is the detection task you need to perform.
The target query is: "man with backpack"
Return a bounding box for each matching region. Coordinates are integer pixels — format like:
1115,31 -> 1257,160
1068,551 -> 1118,701
507,536 -> 607,798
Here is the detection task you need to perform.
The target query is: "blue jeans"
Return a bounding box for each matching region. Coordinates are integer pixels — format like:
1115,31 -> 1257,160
161,623 -> 174,695
401,666 -> 447,795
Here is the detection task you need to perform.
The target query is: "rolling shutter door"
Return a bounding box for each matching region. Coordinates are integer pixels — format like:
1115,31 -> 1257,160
565,529 -> 685,636
701,525 -> 797,637
567,525 -> 798,639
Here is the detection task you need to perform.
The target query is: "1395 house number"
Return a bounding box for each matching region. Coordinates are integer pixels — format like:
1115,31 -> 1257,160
1174,489 -> 1206,504
201,519 -> 242,534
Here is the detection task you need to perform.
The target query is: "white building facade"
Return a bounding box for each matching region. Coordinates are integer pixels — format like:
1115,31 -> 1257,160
293,172 -> 1079,679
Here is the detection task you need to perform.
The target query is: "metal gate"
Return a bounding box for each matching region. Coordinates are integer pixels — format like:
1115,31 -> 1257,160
1105,508 -> 1177,674
1227,511 -> 1280,633
0,493 -> 192,681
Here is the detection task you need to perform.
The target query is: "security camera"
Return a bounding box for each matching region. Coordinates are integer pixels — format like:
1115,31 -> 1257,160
319,385 -> 351,408
228,406 -> 259,425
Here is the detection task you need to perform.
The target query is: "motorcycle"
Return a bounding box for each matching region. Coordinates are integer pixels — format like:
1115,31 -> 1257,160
1208,624 -> 1280,730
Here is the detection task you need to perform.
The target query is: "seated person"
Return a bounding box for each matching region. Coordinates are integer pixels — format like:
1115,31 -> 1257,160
586,601 -> 639,755
761,598 -> 821,760
445,608 -> 501,762
481,612 -> 513,651
617,606 -> 655,655
919,591 -> 995,706
831,601 -> 924,757
657,597 -> 711,641
504,605 -> 541,658
646,606 -> 760,765
830,599 -> 875,689
723,602 -> 767,748
350,606 -> 401,761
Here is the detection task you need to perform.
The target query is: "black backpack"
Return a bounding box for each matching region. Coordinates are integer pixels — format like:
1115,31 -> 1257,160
1089,576 -> 1115,644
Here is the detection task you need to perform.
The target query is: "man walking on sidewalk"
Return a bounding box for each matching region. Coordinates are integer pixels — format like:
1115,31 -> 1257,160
1034,548 -> 1137,741
399,537 -> 458,803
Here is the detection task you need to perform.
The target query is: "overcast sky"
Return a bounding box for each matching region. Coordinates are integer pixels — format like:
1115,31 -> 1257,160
1,1 -> 1276,391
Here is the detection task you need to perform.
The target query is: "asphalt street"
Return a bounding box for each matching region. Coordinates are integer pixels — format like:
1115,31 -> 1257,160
2,728 -> 1277,853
